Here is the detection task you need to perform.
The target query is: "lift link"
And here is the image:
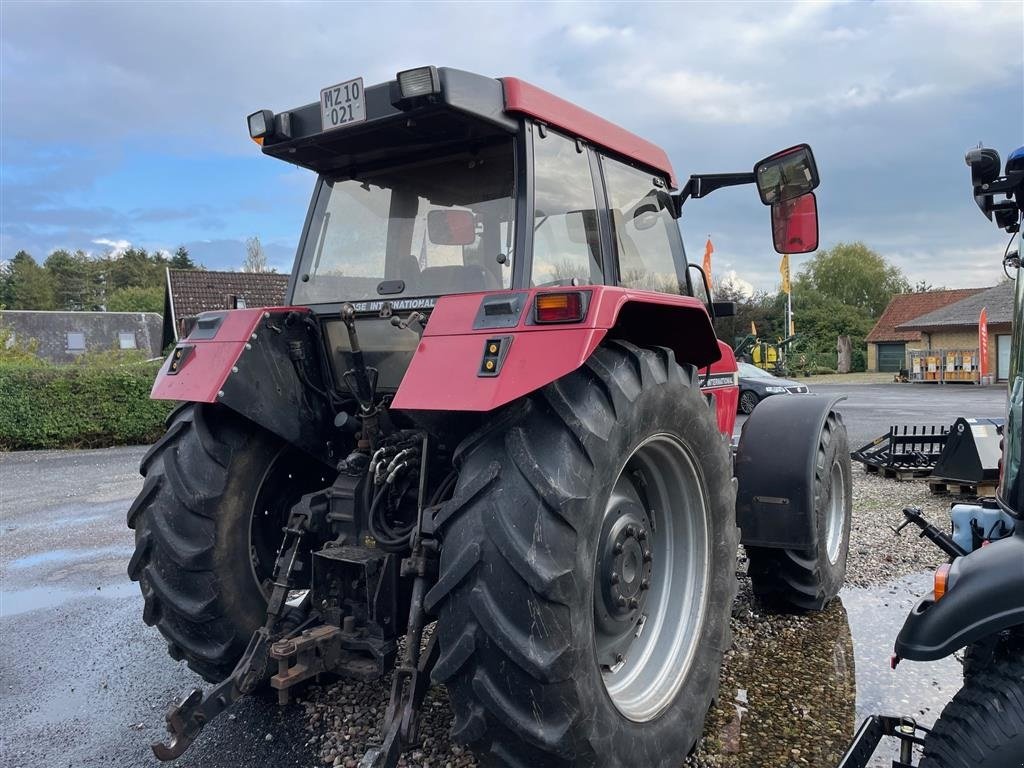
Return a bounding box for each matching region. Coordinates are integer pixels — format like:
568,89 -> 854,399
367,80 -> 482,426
151,507 -> 313,761
361,433 -> 440,768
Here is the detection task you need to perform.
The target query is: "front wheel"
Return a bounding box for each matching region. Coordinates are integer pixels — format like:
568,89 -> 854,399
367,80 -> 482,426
920,656 -> 1024,767
738,390 -> 760,415
426,341 -> 739,767
746,411 -> 852,611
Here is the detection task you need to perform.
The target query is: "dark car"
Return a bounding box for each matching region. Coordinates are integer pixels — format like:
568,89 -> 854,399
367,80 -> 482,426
737,361 -> 809,414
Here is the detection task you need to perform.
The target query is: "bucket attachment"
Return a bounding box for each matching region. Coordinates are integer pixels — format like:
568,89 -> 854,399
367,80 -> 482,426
931,417 -> 1003,485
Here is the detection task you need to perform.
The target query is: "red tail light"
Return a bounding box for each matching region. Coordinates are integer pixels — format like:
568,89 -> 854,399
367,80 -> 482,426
534,292 -> 585,324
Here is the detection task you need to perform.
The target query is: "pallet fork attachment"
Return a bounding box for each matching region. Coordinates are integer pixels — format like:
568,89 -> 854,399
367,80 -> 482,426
837,715 -> 928,768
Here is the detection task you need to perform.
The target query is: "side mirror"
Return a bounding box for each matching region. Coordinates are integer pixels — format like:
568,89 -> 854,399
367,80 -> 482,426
771,192 -> 818,254
427,209 -> 476,245
965,147 -> 1001,220
755,144 -> 819,205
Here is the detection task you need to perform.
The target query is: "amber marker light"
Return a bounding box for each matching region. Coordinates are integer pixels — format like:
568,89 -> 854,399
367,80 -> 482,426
933,563 -> 952,601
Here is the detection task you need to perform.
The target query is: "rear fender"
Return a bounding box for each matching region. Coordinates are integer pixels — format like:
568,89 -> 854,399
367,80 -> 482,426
734,394 -> 844,548
391,286 -> 720,412
152,307 -> 336,465
894,531 -> 1024,661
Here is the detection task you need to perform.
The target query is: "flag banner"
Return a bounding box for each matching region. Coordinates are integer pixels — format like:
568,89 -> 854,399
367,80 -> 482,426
751,321 -> 757,336
779,254 -> 791,294
702,237 -> 714,279
979,307 -> 989,378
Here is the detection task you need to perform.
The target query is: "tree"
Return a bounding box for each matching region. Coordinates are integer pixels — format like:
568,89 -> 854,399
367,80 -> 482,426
44,249 -> 99,310
106,285 -> 164,314
170,245 -> 198,270
794,241 -> 910,318
242,236 -> 273,273
2,251 -> 56,310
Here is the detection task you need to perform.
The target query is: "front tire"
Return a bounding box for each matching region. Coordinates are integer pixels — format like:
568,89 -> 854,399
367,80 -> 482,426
127,403 -> 327,681
921,656 -> 1024,767
425,341 -> 739,767
746,411 -> 852,611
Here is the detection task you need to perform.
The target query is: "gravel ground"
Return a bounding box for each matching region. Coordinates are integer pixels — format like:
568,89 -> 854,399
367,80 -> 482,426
300,466 -> 967,767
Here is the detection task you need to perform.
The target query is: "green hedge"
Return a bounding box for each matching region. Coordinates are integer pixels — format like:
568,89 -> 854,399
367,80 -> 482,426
0,361 -> 175,450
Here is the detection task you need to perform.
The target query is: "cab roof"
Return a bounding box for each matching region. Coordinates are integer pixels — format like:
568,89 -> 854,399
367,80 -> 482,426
258,67 -> 676,188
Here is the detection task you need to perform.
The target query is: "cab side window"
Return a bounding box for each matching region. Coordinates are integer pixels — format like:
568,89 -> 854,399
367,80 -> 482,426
602,157 -> 683,294
531,130 -> 603,286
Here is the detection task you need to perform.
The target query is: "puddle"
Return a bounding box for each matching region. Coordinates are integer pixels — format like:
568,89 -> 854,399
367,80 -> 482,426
0,581 -> 137,617
693,573 -> 962,767
8,545 -> 133,571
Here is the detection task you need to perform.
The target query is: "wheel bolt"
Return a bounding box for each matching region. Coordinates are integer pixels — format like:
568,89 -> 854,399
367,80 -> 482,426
629,597 -> 639,609
615,653 -> 624,664
640,579 -> 650,591
642,549 -> 653,563
626,524 -> 638,538
617,595 -> 627,607
637,529 -> 647,541
610,571 -> 620,585
613,542 -> 624,554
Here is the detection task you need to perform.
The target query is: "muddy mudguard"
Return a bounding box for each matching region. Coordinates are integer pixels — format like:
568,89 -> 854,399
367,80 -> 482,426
151,307 -> 336,466
895,529 -> 1024,662
734,394 -> 845,549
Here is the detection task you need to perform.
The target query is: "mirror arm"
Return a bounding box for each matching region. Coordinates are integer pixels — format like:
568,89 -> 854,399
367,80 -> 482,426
673,172 -> 757,215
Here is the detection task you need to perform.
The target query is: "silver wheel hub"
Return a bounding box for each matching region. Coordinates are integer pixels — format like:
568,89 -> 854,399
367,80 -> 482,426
595,434 -> 711,723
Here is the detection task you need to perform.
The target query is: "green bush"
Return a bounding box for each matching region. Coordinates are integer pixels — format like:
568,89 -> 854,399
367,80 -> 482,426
0,360 -> 175,450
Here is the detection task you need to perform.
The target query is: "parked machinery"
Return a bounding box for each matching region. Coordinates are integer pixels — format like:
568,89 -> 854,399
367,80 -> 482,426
127,67 -> 853,768
840,145 -> 1024,768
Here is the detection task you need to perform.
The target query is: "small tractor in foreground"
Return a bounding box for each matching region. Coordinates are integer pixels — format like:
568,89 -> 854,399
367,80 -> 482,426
128,67 -> 853,767
839,146 -> 1024,768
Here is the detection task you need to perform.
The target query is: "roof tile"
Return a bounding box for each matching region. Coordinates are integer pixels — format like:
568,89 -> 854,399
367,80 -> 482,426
167,269 -> 289,320
866,288 -> 984,343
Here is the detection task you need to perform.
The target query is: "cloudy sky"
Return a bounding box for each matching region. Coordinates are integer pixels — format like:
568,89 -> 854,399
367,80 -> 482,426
2,1 -> 1022,290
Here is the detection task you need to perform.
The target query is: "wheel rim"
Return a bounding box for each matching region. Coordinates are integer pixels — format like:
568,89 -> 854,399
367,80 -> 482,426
825,461 -> 845,564
594,434 -> 711,723
248,448 -> 329,598
740,392 -> 757,413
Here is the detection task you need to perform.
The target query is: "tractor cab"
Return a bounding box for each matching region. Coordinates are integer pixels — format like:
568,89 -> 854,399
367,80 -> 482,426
247,66 -> 820,397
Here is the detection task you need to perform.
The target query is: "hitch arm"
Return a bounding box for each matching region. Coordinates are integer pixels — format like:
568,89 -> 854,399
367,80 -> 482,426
892,507 -> 967,559
152,508 -> 312,761
152,629 -> 271,760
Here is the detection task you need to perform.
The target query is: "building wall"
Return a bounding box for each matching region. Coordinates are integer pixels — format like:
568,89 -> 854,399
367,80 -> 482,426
0,311 -> 163,364
924,325 -> 1012,381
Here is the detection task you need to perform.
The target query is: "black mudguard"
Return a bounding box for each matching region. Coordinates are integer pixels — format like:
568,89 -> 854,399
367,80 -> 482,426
895,529 -> 1024,661
734,394 -> 843,549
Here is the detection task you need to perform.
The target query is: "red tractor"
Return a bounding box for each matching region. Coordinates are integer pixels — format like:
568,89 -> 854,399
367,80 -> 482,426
128,66 -> 852,767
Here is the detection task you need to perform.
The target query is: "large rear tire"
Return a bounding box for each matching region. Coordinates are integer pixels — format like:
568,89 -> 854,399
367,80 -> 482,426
425,341 -> 739,767
920,656 -> 1024,768
127,403 -> 327,682
746,411 -> 852,611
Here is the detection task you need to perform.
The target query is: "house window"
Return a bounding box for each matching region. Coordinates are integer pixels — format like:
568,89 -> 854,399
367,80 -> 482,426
118,332 -> 137,350
66,331 -> 86,351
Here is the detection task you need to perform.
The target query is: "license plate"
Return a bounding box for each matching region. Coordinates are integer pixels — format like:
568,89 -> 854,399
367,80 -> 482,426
320,77 -> 366,131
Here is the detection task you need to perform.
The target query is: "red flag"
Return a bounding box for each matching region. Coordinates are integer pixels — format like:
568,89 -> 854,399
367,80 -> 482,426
702,237 -> 714,279
978,307 -> 989,379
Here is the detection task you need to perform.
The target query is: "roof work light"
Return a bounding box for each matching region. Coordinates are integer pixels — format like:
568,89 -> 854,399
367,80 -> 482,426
393,66 -> 441,108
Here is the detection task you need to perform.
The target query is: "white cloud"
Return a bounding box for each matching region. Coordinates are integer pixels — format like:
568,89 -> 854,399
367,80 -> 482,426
91,238 -> 131,256
718,270 -> 755,299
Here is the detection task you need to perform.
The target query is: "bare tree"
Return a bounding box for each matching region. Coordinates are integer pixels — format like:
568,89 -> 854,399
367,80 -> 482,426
242,236 -> 272,273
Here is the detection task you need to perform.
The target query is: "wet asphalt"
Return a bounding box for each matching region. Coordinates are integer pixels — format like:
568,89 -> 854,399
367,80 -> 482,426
736,381 -> 1006,446
0,447 -> 316,768
0,382 -> 1007,768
